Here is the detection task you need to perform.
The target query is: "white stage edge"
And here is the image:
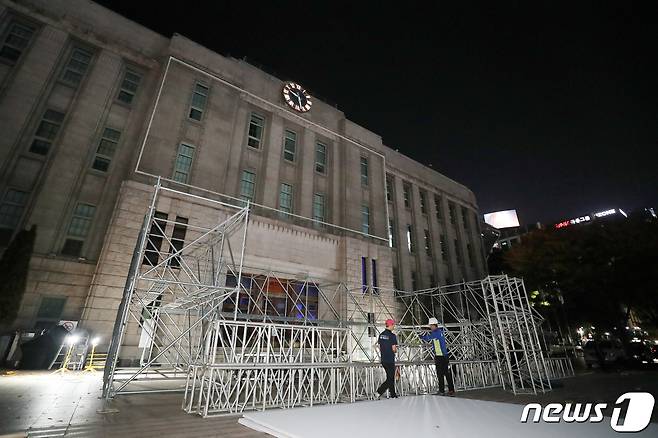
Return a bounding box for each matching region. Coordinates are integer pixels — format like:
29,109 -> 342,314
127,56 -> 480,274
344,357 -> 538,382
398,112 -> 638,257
239,395 -> 658,438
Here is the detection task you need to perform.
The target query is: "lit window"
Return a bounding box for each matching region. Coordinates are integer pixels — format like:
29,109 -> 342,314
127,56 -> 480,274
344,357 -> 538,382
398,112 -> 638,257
313,193 -> 325,223
361,205 -> 370,234
61,47 -> 93,86
29,109 -> 65,155
283,130 -> 296,161
188,83 -> 208,121
315,142 -> 327,174
247,113 -> 264,149
173,143 -> 195,183
0,21 -> 35,62
92,127 -> 121,172
240,170 -> 256,202
360,156 -> 368,186
117,68 -> 142,104
61,203 -> 95,257
279,183 -> 293,214
406,224 -> 415,253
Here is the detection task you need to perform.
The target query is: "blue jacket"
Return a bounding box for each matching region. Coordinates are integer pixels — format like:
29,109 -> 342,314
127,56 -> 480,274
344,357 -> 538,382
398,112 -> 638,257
420,327 -> 448,356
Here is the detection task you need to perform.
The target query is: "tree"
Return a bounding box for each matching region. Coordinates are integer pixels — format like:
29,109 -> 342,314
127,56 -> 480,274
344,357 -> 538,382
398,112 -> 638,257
0,226 -> 37,326
503,216 -> 658,331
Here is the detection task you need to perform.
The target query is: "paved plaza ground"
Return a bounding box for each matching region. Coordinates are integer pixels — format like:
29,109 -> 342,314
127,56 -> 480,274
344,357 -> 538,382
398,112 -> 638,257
0,368 -> 656,437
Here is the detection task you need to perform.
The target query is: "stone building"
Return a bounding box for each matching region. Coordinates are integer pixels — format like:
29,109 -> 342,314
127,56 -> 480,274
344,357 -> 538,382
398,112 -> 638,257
0,0 -> 487,354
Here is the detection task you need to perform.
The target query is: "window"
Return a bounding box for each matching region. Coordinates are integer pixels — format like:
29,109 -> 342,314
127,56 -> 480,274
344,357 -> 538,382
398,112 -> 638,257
283,130 -> 296,162
371,259 -> 378,290
61,203 -> 95,257
434,195 -> 443,222
0,21 -> 35,62
173,143 -> 194,183
91,127 -> 121,172
388,219 -> 397,248
240,170 -> 256,202
386,175 -> 393,202
313,193 -> 325,223
361,256 -> 368,293
419,190 -> 427,214
0,189 -> 28,245
449,202 -> 457,225
247,113 -> 265,149
29,109 -> 65,155
360,156 -> 368,186
462,206 -> 471,230
440,234 -> 449,262
424,229 -> 432,257
117,68 -> 142,104
411,271 -> 418,291
467,243 -> 475,267
37,296 -> 66,319
279,183 -> 293,214
361,205 -> 370,234
406,224 -> 415,253
61,47 -> 93,86
403,183 -> 411,208
188,82 -> 208,121
143,212 -> 168,266
168,216 -> 188,268
315,142 -> 327,174
454,238 -> 463,264
0,189 -> 28,231
429,274 -> 436,288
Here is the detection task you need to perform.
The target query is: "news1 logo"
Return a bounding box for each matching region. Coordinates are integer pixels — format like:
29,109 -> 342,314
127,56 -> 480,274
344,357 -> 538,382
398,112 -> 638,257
520,392 -> 655,432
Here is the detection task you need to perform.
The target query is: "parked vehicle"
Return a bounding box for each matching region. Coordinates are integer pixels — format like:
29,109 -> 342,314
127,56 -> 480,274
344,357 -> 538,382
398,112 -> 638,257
583,339 -> 626,368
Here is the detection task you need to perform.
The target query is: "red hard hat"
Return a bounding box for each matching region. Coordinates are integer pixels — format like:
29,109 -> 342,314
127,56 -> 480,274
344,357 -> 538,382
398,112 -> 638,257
385,319 -> 395,327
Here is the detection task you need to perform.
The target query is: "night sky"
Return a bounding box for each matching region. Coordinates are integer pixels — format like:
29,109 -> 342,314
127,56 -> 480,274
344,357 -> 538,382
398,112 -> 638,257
96,1 -> 658,224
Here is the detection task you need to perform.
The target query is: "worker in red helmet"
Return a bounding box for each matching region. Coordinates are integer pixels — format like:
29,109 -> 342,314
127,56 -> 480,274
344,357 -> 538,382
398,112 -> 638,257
375,318 -> 398,399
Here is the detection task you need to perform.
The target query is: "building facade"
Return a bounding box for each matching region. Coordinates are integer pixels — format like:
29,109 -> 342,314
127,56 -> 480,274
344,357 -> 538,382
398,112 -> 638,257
0,0 -> 487,353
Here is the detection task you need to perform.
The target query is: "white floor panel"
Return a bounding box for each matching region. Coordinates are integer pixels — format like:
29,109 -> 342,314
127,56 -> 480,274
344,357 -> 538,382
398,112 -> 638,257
239,395 -> 658,438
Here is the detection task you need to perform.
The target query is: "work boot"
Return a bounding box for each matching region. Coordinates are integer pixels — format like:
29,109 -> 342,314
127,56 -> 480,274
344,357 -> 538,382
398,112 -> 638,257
447,390 -> 455,397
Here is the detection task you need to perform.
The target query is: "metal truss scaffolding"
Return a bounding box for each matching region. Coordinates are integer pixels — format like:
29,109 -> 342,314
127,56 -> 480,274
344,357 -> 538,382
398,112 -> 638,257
102,183 -> 572,415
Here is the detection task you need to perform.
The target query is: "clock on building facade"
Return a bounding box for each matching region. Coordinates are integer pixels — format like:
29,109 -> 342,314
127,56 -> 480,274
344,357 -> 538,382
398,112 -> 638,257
282,82 -> 312,112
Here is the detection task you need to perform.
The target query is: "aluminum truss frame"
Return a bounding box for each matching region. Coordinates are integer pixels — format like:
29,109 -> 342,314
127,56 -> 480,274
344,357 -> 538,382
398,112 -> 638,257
102,183 -> 570,415
102,180 -> 250,401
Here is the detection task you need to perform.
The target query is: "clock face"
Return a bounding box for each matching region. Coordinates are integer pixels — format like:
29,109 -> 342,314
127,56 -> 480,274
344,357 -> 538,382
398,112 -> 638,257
282,82 -> 312,112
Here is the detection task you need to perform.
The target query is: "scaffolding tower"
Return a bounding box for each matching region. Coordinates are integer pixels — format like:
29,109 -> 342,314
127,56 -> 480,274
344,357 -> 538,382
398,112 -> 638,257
102,182 -> 571,415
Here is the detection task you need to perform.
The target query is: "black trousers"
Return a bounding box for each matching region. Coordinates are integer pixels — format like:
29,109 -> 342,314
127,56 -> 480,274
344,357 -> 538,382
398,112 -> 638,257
434,355 -> 455,393
376,362 -> 397,397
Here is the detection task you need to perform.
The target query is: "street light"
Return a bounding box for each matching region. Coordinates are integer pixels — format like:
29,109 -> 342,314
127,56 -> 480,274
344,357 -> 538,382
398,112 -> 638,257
65,334 -> 80,345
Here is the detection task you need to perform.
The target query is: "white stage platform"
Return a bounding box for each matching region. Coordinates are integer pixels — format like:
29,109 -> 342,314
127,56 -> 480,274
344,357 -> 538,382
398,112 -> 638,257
239,395 -> 658,438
